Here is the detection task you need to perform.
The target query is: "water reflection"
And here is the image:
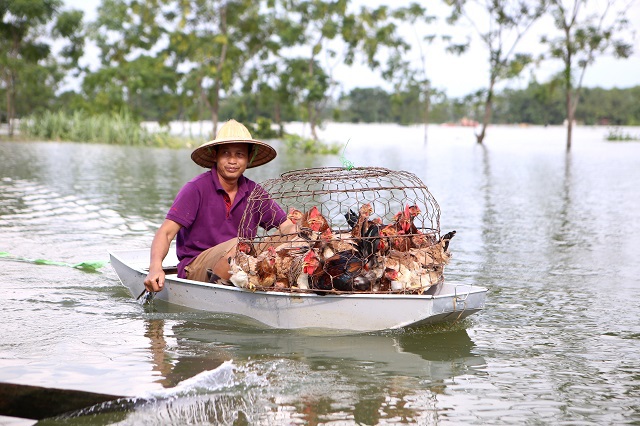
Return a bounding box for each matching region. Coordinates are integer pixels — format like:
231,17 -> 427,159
107,318 -> 486,425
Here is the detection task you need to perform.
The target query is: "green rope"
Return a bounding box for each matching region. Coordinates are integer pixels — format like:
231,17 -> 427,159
340,139 -> 354,170
0,251 -> 107,272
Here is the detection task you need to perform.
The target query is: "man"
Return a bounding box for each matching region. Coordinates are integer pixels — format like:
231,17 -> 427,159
143,119 -> 295,292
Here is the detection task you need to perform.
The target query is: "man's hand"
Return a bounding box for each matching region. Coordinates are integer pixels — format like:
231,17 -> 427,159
144,266 -> 165,292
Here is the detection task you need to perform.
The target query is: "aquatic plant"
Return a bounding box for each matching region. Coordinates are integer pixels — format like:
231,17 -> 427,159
605,127 -> 640,141
19,110 -> 197,148
282,133 -> 341,154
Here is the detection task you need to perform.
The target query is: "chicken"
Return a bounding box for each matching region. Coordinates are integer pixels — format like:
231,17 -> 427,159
411,232 -> 437,249
255,246 -> 277,287
236,240 -> 256,256
345,204 -> 385,261
318,228 -> 357,259
383,250 -> 422,291
302,206 -> 330,234
322,250 -> 368,292
440,230 -> 456,252
288,250 -> 311,289
377,267 -> 399,292
392,204 -> 413,235
352,268 -> 377,292
349,203 -> 374,239
287,207 -> 304,230
406,205 -> 421,234
273,246 -> 310,289
409,230 -> 455,267
380,222 -> 411,252
229,251 -> 259,290
409,244 -> 451,268
303,250 -> 332,294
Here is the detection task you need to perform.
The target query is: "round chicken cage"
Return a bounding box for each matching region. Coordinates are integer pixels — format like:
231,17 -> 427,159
230,167 -> 454,295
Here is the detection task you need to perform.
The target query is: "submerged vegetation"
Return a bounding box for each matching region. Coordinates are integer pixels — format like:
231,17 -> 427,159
19,110 -> 196,147
605,127 -> 640,141
282,134 -> 341,155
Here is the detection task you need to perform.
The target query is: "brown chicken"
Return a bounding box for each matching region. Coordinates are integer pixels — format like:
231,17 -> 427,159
318,228 -> 357,259
256,246 -> 277,287
274,246 -> 310,288
350,203 -> 374,239
302,206 -> 330,234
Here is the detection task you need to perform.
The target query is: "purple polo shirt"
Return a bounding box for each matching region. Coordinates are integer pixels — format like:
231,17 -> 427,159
166,170 -> 286,278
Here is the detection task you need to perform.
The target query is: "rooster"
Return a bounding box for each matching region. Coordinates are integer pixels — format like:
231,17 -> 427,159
302,206 -> 330,234
348,203 -> 374,239
345,204 -> 384,260
322,251 -> 368,292
303,250 -> 332,294
304,249 -> 368,293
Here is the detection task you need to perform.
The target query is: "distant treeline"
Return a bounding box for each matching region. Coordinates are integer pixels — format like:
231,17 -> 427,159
23,81 -> 640,129
2,0 -> 637,144
335,83 -> 640,126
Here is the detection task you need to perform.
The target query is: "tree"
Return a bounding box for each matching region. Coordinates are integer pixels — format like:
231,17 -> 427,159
386,3 -> 460,142
88,0 -> 182,123
542,0 -> 634,150
0,0 -> 84,135
341,87 -> 391,122
168,0 -> 280,136
446,0 -> 546,144
270,0 -> 410,140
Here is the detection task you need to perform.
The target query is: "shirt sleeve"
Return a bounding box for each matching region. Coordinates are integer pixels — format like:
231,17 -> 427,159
252,184 -> 286,231
166,181 -> 200,228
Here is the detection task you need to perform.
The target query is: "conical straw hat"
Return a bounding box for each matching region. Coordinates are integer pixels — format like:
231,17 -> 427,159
191,119 -> 277,168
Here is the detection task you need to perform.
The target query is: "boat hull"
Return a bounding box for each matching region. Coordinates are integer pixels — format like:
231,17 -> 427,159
109,249 -> 487,332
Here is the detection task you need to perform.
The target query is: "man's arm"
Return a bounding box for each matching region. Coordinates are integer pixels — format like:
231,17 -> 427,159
144,219 -> 182,292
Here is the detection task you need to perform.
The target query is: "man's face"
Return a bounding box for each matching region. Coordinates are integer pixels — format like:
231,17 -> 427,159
214,143 -> 250,182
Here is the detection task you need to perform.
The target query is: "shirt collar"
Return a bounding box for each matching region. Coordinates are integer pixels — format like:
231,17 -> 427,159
210,169 -> 247,195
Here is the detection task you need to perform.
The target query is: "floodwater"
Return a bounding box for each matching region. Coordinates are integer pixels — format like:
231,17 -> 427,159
1,123 -> 639,425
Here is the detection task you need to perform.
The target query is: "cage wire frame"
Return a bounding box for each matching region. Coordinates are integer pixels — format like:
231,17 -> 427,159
234,167 -> 447,294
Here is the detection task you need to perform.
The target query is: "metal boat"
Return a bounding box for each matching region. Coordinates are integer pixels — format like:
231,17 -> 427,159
109,247 -> 487,332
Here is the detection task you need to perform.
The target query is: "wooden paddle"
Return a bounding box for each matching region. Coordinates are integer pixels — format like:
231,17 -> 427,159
0,382 -> 126,420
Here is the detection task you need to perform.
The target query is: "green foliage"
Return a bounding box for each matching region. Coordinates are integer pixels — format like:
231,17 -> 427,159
19,110 -> 194,147
605,127 -> 640,141
542,0 -> 634,148
282,134 -> 341,155
249,117 -> 279,139
0,0 -> 84,134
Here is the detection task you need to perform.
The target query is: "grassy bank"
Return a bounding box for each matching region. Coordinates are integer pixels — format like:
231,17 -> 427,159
19,110 -> 197,148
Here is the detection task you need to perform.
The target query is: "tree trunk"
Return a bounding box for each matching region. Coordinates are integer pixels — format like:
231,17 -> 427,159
566,89 -> 573,151
275,103 -> 283,137
5,76 -> 14,136
423,85 -> 430,145
307,57 -> 319,141
476,78 -> 495,144
308,103 -> 319,141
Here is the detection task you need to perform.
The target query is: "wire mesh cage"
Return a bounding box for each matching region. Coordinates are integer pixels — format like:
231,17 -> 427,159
230,167 -> 455,295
